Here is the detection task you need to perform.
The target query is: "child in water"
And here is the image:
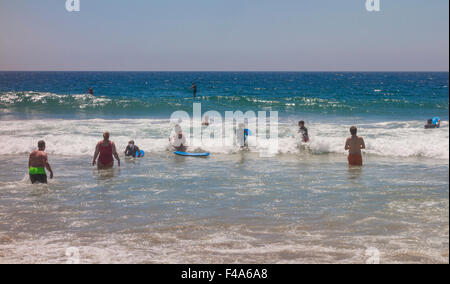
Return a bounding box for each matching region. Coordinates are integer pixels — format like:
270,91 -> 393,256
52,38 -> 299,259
298,120 -> 310,143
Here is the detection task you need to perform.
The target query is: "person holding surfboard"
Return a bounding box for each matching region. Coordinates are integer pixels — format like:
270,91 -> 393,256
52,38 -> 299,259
424,118 -> 440,129
236,123 -> 249,148
124,140 -> 141,158
170,125 -> 187,152
345,126 -> 366,166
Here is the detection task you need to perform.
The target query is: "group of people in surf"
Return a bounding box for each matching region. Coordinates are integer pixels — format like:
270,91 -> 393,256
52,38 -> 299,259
27,118 -> 441,184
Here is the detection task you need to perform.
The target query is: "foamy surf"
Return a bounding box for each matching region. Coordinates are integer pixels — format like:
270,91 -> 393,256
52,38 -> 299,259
0,118 -> 447,160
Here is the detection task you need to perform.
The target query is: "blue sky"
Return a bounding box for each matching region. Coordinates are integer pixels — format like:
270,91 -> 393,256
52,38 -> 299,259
0,0 -> 448,71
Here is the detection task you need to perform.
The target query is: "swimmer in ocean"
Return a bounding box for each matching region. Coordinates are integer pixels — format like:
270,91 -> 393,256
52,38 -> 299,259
28,140 -> 53,184
191,82 -> 197,98
345,126 -> 366,166
236,123 -> 249,149
170,125 -> 187,152
424,118 -> 440,129
298,120 -> 310,143
93,131 -> 121,169
202,115 -> 210,126
124,140 -> 141,158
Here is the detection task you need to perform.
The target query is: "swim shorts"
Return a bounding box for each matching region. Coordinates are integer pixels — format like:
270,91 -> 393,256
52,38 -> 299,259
348,154 -> 363,166
29,167 -> 47,184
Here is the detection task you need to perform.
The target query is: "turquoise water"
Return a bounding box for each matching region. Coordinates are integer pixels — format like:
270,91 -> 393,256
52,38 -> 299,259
0,72 -> 448,263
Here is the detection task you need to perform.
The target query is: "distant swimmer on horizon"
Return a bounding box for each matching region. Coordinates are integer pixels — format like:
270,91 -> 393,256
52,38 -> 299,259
28,140 -> 53,184
124,140 -> 141,158
424,118 -> 440,129
190,82 -> 197,98
93,131 -> 120,169
298,120 -> 310,143
169,124 -> 187,152
345,126 -> 366,166
88,87 -> 94,95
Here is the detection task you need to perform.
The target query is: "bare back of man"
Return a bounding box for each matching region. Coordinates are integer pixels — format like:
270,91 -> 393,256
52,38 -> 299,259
29,150 -> 47,167
28,141 -> 53,184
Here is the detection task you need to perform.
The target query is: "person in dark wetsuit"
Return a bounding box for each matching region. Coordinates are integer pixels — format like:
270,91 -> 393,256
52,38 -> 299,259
191,83 -> 197,98
28,140 -> 53,184
298,120 -> 310,143
124,140 -> 141,158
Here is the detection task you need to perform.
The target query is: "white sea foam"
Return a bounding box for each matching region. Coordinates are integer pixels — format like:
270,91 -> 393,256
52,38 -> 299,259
0,118 -> 448,159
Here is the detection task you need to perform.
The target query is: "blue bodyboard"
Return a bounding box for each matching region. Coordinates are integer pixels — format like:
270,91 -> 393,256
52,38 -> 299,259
174,151 -> 210,157
432,117 -> 440,126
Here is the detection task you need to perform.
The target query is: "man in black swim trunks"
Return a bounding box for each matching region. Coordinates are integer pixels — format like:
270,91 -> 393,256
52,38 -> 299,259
28,140 -> 53,184
124,140 -> 141,158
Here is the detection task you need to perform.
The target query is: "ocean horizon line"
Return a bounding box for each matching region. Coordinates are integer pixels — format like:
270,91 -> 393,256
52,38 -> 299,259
0,70 -> 449,73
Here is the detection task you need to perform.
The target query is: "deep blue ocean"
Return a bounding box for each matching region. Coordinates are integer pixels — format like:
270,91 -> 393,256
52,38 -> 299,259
0,72 -> 448,121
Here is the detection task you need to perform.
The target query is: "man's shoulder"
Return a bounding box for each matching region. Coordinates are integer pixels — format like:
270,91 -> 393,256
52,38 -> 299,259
33,151 -> 47,158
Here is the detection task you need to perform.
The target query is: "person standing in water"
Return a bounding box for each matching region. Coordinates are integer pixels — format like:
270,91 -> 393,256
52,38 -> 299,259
28,140 -> 53,184
236,123 -> 249,148
88,87 -> 94,95
169,125 -> 187,152
345,126 -> 366,166
191,82 -> 197,98
298,120 -> 310,143
93,131 -> 120,169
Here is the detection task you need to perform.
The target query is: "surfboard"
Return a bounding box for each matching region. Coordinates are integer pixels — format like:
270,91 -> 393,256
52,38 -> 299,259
174,151 -> 210,157
136,150 -> 145,158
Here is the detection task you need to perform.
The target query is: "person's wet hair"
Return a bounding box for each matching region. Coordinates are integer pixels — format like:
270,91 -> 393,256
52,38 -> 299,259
350,126 -> 357,136
38,140 -> 45,150
299,120 -> 305,126
129,140 -> 134,145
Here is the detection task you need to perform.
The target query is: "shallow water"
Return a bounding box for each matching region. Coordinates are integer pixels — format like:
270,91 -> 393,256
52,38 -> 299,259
0,72 -> 448,263
0,153 -> 447,263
